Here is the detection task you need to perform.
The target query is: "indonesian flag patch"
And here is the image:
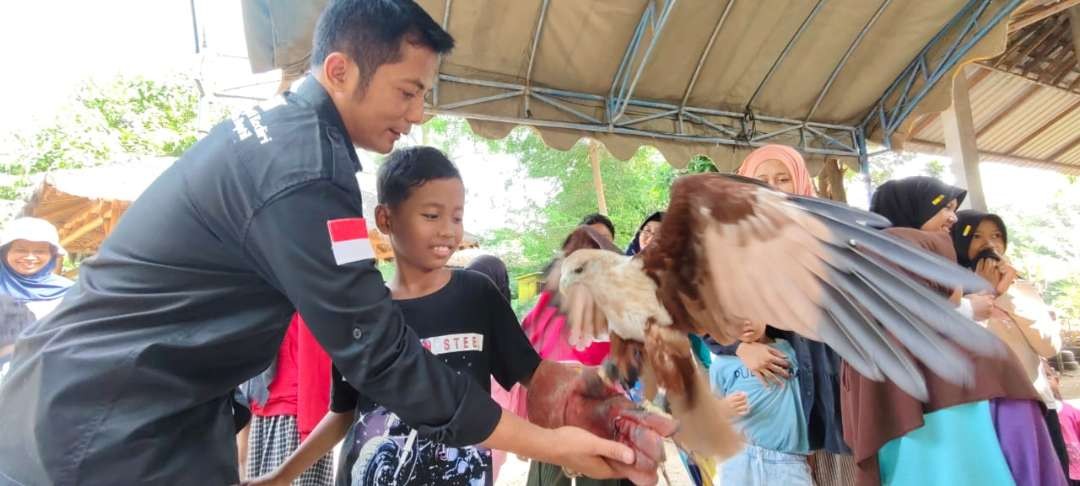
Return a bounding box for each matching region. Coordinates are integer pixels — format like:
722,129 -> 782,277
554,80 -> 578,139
327,218 -> 375,265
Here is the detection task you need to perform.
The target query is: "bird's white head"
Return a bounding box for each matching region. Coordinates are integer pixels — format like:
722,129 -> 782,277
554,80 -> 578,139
558,249 -> 627,294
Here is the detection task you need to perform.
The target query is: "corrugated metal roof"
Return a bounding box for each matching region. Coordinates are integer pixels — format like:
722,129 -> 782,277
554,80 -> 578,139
906,66 -> 1080,175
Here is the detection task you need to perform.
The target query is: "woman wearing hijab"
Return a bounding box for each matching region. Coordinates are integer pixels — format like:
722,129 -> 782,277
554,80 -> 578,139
870,176 -> 992,321
952,210 -> 1068,479
840,179 -> 1066,485
0,217 -> 73,319
625,212 -> 663,256
736,144 -> 818,196
709,144 -> 854,486
869,176 -> 966,234
467,254 -> 511,302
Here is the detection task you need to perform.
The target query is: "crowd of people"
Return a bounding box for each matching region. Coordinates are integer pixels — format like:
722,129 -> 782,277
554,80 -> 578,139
0,1 -> 1075,486
213,137 -> 1072,486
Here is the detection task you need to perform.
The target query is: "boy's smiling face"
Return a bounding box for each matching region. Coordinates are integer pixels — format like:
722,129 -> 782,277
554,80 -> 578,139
379,177 -> 465,272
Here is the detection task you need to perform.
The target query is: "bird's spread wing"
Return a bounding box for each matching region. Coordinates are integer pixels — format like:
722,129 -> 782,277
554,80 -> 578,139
647,173 -> 1003,401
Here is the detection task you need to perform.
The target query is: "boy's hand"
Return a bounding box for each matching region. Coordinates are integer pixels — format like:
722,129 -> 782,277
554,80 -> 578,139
527,362 -> 679,485
724,392 -> 750,416
735,342 -> 789,386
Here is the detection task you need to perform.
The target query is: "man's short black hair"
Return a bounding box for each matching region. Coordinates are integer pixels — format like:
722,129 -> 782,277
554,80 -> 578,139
311,0 -> 454,91
377,146 -> 461,207
580,213 -> 615,238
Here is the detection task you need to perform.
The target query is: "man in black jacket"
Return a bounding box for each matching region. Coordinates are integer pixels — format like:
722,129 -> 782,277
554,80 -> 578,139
0,2 -> 669,484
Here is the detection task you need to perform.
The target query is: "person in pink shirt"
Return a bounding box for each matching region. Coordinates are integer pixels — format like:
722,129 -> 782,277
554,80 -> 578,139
1049,360 -> 1080,485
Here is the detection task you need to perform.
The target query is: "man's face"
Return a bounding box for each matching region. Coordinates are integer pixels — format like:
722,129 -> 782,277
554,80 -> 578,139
337,41 -> 438,154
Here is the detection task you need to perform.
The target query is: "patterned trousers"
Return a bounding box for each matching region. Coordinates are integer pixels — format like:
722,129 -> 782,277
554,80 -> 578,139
248,414 -> 334,486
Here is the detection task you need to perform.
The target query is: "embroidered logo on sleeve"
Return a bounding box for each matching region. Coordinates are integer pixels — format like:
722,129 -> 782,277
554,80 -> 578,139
420,333 -> 484,355
327,218 -> 375,265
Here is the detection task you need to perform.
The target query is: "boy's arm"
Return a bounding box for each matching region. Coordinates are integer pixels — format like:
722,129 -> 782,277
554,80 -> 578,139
243,411 -> 355,486
485,277 -> 543,390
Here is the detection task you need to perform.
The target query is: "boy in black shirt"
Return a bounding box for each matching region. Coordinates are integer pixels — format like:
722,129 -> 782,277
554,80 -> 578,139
247,147 -> 674,486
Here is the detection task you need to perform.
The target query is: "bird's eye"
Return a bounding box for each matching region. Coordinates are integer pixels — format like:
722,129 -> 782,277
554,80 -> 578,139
573,266 -> 585,274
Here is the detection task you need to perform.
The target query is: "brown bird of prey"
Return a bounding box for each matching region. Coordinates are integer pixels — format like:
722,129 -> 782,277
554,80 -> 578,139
557,173 -> 1002,459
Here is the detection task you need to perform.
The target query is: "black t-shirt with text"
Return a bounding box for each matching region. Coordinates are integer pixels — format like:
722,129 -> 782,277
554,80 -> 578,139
332,269 -> 541,486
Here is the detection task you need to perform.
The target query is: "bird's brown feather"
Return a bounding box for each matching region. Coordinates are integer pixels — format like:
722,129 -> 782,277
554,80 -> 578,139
645,323 -> 742,458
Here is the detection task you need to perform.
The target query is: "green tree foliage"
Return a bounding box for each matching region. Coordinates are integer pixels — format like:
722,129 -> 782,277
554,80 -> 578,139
484,127 -> 676,273
988,179 -> 1080,327
1,75 -> 208,200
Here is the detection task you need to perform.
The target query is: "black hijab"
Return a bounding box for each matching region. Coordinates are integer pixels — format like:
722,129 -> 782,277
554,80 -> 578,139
870,176 -> 967,229
467,254 -> 511,302
951,210 -> 1008,270
625,211 -> 664,256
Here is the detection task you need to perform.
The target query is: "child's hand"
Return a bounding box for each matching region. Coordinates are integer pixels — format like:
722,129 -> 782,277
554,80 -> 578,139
724,392 -> 750,416
735,342 -> 790,386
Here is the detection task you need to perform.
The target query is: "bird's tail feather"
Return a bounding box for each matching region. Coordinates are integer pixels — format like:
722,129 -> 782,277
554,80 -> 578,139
645,325 -> 743,459
667,364 -> 744,460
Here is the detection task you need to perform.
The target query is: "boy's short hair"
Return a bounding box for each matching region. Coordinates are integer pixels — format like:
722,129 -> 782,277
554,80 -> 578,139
377,146 -> 461,207
311,0 -> 455,92
580,213 -> 615,238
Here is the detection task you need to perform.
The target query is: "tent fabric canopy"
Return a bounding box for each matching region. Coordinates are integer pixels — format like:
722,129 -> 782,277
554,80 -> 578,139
242,0 -> 1017,173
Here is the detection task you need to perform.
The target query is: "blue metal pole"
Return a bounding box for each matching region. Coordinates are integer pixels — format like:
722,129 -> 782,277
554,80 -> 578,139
857,128 -> 873,200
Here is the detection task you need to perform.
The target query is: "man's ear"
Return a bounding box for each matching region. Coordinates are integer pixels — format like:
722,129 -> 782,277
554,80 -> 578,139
319,52 -> 356,95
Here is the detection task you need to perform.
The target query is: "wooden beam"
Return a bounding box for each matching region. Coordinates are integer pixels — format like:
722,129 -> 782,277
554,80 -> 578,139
1009,0 -> 1080,33
1071,4 -> 1080,63
58,201 -> 104,241
976,84 -> 1042,139
34,200 -> 89,222
975,62 -> 1080,95
1048,132 -> 1080,160
588,139 -> 608,216
101,200 -> 124,236
1005,98 -> 1080,153
1020,17 -> 1068,76
61,217 -> 104,248
1047,50 -> 1077,85
1000,14 -> 1061,69
992,21 -> 1046,68
1035,39 -> 1072,83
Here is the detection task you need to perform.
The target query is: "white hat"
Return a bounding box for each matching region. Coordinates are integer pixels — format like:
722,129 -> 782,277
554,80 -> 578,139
1,217 -> 67,255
